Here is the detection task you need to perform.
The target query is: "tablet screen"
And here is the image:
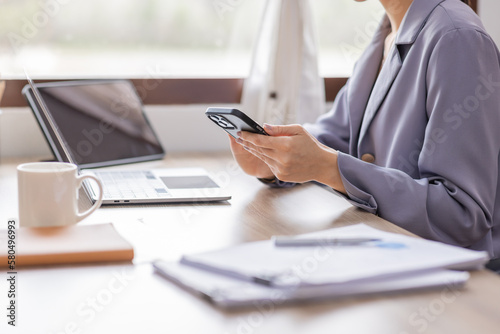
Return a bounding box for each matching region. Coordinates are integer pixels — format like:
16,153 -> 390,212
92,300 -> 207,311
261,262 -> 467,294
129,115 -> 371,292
25,80 -> 165,168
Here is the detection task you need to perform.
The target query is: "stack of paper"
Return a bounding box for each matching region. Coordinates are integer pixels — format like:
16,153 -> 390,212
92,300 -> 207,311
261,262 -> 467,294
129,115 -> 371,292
154,224 -> 488,308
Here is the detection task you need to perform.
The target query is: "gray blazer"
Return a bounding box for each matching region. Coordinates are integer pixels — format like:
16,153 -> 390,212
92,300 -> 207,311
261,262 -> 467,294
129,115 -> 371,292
305,0 -> 500,258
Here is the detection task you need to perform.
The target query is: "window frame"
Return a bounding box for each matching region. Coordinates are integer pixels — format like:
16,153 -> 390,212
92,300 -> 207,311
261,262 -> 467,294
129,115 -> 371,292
0,1 -> 477,108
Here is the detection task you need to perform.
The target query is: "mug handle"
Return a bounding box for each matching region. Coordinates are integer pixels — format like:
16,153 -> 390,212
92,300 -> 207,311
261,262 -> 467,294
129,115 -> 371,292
76,174 -> 104,222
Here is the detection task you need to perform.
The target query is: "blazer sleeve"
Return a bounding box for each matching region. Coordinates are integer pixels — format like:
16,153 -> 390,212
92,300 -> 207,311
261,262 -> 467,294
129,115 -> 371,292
337,28 -> 500,247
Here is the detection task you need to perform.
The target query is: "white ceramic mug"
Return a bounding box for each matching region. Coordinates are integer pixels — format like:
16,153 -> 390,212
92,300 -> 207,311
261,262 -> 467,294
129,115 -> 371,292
17,162 -> 103,227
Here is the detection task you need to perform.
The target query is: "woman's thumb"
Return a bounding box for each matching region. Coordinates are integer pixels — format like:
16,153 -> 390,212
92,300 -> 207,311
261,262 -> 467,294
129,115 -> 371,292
263,123 -> 302,136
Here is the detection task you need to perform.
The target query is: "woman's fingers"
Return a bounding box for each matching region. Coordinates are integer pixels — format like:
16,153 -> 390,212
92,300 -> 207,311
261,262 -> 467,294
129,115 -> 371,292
241,141 -> 276,164
228,134 -> 274,179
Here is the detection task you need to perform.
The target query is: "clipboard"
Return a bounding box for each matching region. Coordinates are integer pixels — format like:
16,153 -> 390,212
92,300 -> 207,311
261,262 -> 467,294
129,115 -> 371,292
154,260 -> 470,309
179,224 -> 488,288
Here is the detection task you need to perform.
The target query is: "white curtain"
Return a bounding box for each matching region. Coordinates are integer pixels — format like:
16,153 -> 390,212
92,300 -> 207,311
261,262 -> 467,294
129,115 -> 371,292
0,80 -> 5,104
241,0 -> 325,125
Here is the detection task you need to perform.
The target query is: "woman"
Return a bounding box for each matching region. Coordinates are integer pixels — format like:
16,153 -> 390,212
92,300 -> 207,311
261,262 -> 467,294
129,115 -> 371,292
230,0 -> 500,270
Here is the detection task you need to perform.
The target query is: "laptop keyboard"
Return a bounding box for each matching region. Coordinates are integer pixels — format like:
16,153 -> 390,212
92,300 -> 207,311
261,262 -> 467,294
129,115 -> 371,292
94,171 -> 171,200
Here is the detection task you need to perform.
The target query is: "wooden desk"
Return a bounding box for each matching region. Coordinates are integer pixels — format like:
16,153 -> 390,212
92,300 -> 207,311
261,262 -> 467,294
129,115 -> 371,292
1,153 -> 499,334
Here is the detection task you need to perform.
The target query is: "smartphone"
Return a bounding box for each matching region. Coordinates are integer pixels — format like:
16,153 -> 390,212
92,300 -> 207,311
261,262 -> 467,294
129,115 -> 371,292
205,108 -> 268,139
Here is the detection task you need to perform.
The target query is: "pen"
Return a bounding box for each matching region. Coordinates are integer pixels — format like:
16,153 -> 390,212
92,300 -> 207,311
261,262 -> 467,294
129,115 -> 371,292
273,236 -> 381,247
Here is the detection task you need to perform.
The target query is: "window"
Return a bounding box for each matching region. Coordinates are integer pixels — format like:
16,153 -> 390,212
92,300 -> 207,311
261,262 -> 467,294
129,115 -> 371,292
2,1 -> 475,106
0,0 -> 265,78
311,0 -> 385,77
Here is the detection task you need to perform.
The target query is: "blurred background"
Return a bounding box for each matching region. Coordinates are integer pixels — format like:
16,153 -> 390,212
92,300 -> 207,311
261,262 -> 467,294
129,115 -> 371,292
0,0 -> 384,78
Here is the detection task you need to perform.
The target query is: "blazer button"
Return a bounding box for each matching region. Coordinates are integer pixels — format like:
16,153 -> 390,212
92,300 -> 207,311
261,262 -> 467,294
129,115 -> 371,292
361,153 -> 375,163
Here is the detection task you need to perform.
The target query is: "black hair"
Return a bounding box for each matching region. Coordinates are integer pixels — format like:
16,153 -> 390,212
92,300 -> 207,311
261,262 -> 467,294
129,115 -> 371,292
460,0 -> 471,6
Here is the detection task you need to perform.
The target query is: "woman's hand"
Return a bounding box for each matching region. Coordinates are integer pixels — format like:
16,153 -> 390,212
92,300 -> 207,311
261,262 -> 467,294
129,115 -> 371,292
236,124 -> 346,193
228,134 -> 275,179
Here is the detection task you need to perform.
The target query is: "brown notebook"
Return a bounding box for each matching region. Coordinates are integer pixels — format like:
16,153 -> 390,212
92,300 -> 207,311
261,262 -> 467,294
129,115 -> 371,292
0,223 -> 134,267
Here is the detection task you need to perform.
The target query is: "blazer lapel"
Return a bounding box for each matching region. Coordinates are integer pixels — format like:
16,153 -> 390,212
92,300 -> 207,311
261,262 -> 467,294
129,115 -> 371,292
357,0 -> 444,150
347,17 -> 390,156
358,49 -> 403,146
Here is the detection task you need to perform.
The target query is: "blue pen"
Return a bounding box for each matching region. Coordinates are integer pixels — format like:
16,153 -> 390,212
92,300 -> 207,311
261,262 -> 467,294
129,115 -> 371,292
273,236 -> 381,247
